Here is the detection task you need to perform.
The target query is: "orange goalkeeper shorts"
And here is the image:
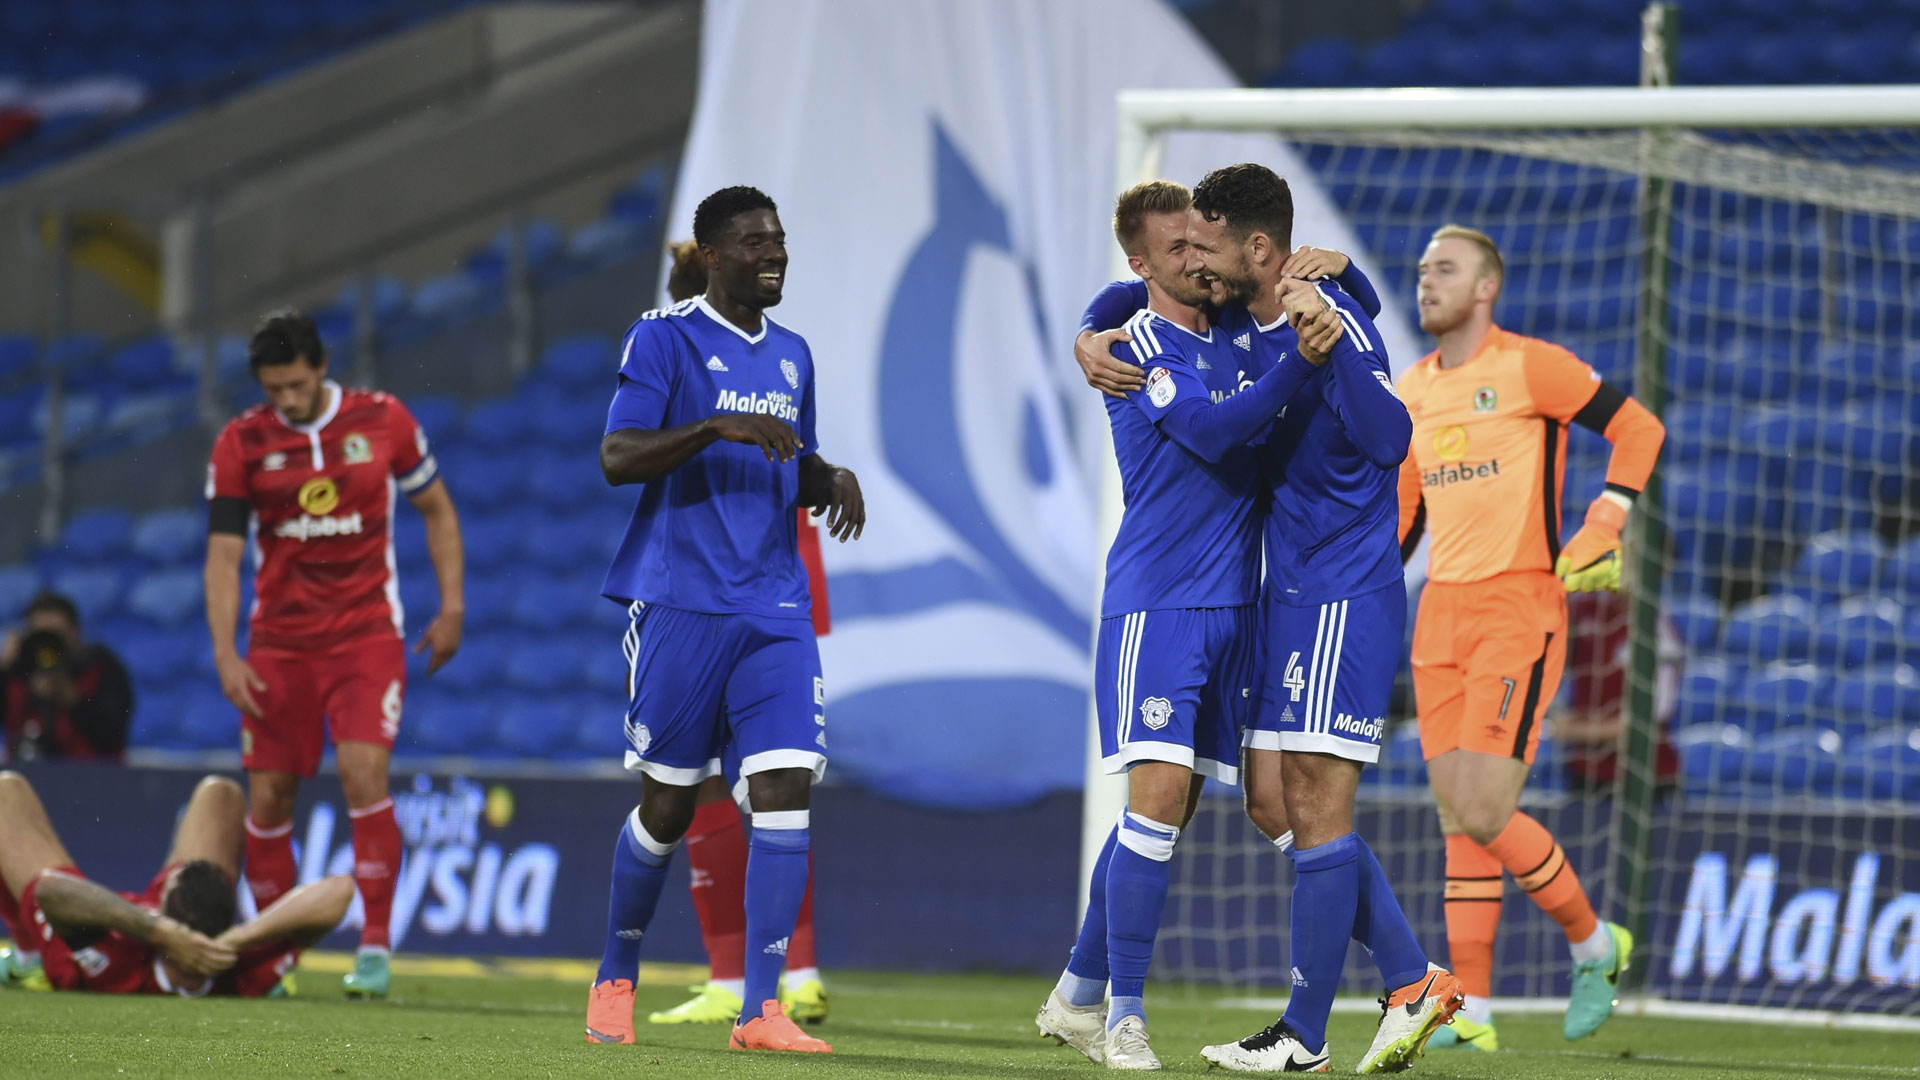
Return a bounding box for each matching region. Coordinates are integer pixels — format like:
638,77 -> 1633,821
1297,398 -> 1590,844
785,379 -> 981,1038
1412,570 -> 1567,765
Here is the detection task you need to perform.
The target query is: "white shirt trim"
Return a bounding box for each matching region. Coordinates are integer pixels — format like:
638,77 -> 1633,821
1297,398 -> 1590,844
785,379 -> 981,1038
152,956 -> 214,998
693,296 -> 770,345
275,380 -> 343,470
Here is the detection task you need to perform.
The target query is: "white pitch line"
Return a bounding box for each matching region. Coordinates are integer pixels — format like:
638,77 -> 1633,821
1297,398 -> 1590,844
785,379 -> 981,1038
1212,995 -> 1920,1034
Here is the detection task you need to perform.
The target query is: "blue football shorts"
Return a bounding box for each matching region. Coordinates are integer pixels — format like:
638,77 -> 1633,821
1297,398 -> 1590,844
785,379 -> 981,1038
1094,605 -> 1255,784
620,602 -> 827,789
1246,582 -> 1404,764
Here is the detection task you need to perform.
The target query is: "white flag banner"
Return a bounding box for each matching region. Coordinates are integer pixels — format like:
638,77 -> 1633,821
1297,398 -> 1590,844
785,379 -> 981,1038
669,0 -> 1417,807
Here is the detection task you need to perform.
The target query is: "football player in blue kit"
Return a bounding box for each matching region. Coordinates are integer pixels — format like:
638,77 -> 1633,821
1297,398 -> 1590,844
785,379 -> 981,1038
584,186 -> 864,1055
1037,179 -> 1341,1071
1075,164 -> 1463,1074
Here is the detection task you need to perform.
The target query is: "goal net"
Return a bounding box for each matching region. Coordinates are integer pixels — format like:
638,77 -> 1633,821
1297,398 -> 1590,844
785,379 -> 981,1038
1104,85 -> 1920,1016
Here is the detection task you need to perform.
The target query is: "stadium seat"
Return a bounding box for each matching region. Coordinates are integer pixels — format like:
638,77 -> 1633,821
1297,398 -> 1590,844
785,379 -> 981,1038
1743,726 -> 1844,795
410,272 -> 486,322
461,398 -> 542,450
48,566 -> 126,622
405,393 -> 462,445
519,516 -> 606,571
120,623 -> 199,693
522,448 -> 605,510
128,691 -> 185,750
539,335 -> 616,395
0,563 -> 39,617
400,689 -> 474,756
1276,37 -> 1356,87
334,274 -> 410,325
526,390 -> 607,446
568,694 -> 625,758
500,638 -> 589,692
566,218 -> 646,268
55,507 -> 134,561
1782,531 -> 1886,606
1663,594 -> 1723,653
108,336 -> 184,391
126,568 -> 206,626
174,687 -> 238,750
1721,594 -> 1815,665
460,516 -> 522,572
1842,728 -> 1920,802
429,633 -> 512,694
507,576 -> 584,634
1810,597 -> 1904,671
489,694 -> 573,758
1889,536 -> 1920,604
0,335 -> 35,383
1823,663 -> 1920,727
1739,661 -> 1828,735
461,577 -> 518,632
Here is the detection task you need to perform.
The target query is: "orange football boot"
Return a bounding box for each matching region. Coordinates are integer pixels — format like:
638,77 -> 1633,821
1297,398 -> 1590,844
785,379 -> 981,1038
585,978 -> 637,1044
729,999 -> 833,1053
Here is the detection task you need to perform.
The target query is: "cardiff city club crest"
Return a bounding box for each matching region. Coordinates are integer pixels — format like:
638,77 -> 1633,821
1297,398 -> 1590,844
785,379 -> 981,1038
780,358 -> 800,389
1139,696 -> 1173,731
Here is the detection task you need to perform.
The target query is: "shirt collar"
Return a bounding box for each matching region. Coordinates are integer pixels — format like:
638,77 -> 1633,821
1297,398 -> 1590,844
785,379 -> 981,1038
694,296 -> 769,346
276,380 -> 342,434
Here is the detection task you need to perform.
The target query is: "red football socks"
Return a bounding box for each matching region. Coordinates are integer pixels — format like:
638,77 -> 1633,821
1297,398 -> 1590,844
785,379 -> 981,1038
348,798 -> 402,950
244,815 -> 298,912
686,800 -> 749,981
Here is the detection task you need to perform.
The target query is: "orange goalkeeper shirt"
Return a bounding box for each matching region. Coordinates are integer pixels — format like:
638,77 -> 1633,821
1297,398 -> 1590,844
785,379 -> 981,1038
1396,326 -> 1662,585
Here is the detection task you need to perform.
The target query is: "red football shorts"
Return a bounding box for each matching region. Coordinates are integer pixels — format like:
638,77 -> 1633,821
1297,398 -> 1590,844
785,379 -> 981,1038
242,634 -> 406,776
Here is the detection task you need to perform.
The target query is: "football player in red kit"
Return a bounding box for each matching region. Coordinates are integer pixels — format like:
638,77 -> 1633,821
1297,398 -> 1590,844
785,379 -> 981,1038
203,310 -> 465,998
0,770 -> 353,997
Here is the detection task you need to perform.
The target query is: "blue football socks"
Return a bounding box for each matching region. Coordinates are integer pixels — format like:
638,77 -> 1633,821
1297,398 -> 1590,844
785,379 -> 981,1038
595,809 -> 677,987
1282,832 -> 1360,1053
1057,826 -> 1118,1007
1105,810 -> 1179,1030
742,810 -> 812,1023
1353,833 -> 1429,991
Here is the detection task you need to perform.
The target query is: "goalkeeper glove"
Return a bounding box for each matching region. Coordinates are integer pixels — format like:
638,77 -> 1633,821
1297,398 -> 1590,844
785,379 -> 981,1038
1556,492 -> 1631,593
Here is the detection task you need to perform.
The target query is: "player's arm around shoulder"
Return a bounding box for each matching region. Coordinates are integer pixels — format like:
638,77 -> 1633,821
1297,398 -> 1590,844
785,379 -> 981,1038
1075,283 -> 1152,398
1310,282 -> 1413,469
599,321 -> 799,484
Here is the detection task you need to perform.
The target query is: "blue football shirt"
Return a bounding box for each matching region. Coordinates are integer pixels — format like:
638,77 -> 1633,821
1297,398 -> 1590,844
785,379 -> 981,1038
601,297 -> 817,618
1101,307 -> 1263,617
1239,283 -> 1412,607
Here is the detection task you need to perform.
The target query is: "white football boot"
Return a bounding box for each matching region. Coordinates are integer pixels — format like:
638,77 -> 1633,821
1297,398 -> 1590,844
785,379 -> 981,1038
1036,989 -> 1108,1064
1201,1018 -> 1331,1072
1103,1014 -> 1162,1070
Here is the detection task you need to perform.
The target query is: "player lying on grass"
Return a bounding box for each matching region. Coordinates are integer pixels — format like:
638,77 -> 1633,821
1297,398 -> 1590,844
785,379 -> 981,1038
1070,166 -> 1462,1073
0,771 -> 353,996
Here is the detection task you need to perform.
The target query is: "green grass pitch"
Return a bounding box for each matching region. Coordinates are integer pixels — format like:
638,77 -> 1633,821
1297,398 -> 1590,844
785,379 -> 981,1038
4,958 -> 1915,1079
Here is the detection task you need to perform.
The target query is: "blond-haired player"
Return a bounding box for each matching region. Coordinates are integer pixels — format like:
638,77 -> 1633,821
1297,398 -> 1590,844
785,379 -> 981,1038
1397,225 -> 1664,1049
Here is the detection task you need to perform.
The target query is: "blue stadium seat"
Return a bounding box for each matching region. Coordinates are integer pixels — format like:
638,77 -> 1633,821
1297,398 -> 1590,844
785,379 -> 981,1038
1823,663 -> 1920,727
401,689 -> 474,756
1743,726 -> 1843,795
108,336 -> 184,391
489,695 -> 573,758
1843,728 -> 1920,802
520,516 -> 606,571
1430,0 -> 1499,29
1826,395 -> 1919,507
1810,597 -> 1904,671
461,577 -> 518,631
500,639 -> 588,692
461,398 -> 542,450
174,687 -> 238,750
1783,531 -> 1886,606
0,335 -> 34,383
1740,661 -> 1828,735
392,510 -> 429,576
1276,37 -> 1356,87
120,624 -> 198,693
405,393 -> 461,445
55,507 -> 133,561
126,568 -> 205,626
1677,33 -> 1743,85
461,516 -> 521,572
1664,594 -> 1723,653
508,576 -> 592,634
526,389 -> 606,446
0,564 -> 39,617
441,449 -> 532,512
523,448 -> 604,509
429,634 -> 512,694
567,694 -> 625,758
410,272 -> 486,321
334,274 -> 410,325
567,219 -> 645,268
128,691 -> 185,750
539,335 -> 616,396
48,566 -> 126,622
1721,595 -> 1815,665
1677,722 -> 1746,797
1889,536 -> 1920,604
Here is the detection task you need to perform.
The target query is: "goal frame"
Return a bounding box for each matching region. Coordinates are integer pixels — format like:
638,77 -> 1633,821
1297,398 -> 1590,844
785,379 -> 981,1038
1085,82 -> 1920,1006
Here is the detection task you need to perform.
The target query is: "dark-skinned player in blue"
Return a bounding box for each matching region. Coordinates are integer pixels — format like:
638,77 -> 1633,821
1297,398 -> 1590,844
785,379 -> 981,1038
584,186 -> 865,1054
1075,164 -> 1462,1073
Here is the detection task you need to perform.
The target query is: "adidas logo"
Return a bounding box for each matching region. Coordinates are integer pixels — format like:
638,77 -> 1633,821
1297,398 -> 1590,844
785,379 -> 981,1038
616,929 -> 645,940
763,937 -> 790,956
1291,966 -> 1308,987
1195,356 -> 1212,369
1233,332 -> 1252,351
1280,705 -> 1296,723
707,355 -> 729,372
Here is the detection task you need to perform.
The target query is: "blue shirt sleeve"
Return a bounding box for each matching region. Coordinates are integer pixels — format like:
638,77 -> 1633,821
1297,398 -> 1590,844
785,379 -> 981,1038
1080,279 -> 1151,335
606,321 -> 678,434
1316,283 -> 1410,469
1334,261 -> 1382,320
1122,336 -> 1314,465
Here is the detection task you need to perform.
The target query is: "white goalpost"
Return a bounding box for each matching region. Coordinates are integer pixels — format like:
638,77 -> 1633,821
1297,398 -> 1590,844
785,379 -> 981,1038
1087,77 -> 1920,1022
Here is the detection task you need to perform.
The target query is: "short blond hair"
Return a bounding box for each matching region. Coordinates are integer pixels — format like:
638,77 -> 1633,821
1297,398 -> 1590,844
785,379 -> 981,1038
1113,180 -> 1192,257
1429,224 -> 1504,283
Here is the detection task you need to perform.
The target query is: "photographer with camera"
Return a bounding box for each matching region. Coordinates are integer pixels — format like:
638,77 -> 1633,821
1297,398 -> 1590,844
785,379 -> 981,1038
1,592 -> 133,763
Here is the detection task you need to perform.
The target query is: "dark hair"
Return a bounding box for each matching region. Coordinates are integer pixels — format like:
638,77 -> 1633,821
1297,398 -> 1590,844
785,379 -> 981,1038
162,860 -> 237,939
692,186 -> 778,247
1112,180 -> 1192,257
1191,163 -> 1294,250
24,590 -> 78,627
248,309 -> 325,376
665,238 -> 707,302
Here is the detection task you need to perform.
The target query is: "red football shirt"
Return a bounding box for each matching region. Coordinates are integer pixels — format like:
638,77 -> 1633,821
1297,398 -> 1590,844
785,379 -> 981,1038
206,382 -> 437,652
27,867 -> 297,997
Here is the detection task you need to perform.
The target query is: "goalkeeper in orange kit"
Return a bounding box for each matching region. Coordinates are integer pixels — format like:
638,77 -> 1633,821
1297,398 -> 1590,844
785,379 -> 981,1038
1395,226 -> 1664,1050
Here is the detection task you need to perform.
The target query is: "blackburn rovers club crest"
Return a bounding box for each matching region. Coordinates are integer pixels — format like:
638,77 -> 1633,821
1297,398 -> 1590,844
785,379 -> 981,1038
780,358 -> 800,389
343,432 -> 373,464
1473,386 -> 1497,413
1139,696 -> 1173,731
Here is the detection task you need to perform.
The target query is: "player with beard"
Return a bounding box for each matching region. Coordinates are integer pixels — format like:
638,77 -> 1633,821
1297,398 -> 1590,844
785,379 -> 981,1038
584,187 -> 864,1053
1075,165 -> 1462,1073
